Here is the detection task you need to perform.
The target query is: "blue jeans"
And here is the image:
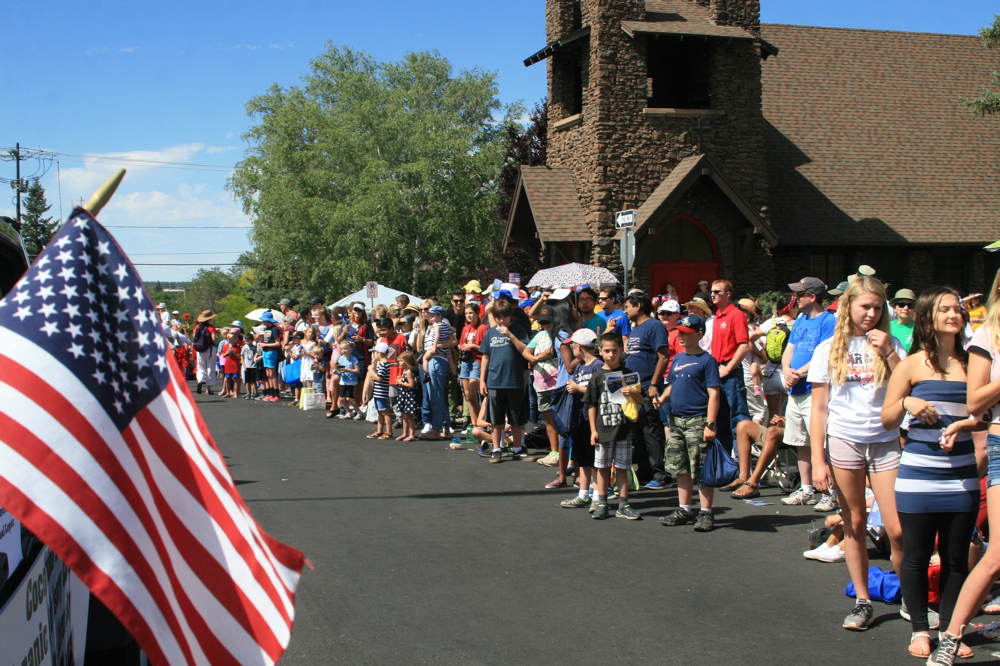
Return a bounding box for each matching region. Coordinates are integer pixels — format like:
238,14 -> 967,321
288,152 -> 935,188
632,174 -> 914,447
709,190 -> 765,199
419,365 -> 431,425
426,356 -> 449,431
717,368 -> 750,454
528,383 -> 539,424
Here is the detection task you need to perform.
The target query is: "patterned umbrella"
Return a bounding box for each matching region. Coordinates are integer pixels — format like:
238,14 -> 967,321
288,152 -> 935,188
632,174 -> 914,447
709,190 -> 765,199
526,263 -> 620,288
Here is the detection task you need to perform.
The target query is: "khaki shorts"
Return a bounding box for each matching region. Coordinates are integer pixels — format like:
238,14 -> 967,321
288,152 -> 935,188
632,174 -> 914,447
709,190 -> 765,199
783,393 -> 812,447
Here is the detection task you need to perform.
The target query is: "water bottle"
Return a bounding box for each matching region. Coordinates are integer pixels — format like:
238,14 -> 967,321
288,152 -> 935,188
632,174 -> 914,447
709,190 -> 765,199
971,622 -> 1000,642
465,424 -> 475,448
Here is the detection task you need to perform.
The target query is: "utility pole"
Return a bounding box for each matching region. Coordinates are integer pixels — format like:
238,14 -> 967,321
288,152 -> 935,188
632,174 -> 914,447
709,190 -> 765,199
14,143 -> 24,231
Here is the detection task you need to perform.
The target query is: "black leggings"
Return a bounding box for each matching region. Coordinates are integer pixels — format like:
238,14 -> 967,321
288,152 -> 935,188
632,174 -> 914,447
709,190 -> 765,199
898,510 -> 977,632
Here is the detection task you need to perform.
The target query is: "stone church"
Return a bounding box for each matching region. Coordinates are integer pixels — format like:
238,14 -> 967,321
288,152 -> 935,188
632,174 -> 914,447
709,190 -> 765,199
503,0 -> 1000,299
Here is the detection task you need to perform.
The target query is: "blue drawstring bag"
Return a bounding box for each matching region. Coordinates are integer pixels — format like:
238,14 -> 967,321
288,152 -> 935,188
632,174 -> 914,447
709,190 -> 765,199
284,359 -> 301,384
844,566 -> 901,603
699,438 -> 739,488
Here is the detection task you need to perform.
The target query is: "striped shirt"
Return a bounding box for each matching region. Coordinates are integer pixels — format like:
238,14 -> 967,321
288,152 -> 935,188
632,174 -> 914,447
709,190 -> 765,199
373,361 -> 391,399
895,380 -> 980,513
424,319 -> 452,359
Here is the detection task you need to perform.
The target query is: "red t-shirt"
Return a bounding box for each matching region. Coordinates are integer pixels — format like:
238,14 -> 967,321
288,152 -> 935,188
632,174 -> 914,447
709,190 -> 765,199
378,331 -> 410,385
221,340 -> 244,374
710,303 -> 749,363
460,323 -> 488,362
665,327 -> 682,376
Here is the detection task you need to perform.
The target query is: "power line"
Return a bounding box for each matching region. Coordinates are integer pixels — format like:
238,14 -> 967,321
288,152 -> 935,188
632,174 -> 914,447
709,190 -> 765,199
128,251 -> 244,256
132,262 -> 250,266
2,147 -> 237,173
105,225 -> 251,229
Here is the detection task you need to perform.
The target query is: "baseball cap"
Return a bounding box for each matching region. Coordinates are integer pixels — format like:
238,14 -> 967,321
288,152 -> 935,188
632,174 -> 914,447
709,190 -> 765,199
697,280 -> 709,287
352,303 -> 366,312
428,305 -> 446,316
519,298 -> 536,308
373,342 -> 390,354
675,314 -> 706,335
157,302 -> 167,308
278,298 -> 292,306
171,310 -> 179,315
291,331 -> 304,339
570,328 -> 598,348
549,288 -> 572,300
537,305 -> 554,323
657,300 -> 681,314
827,281 -> 850,296
309,297 -> 324,305
231,320 -> 243,328
788,277 -> 827,296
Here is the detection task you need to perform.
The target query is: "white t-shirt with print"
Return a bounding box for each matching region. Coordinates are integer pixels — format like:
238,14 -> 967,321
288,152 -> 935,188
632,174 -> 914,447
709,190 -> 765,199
807,335 -> 907,444
969,324 -> 1000,423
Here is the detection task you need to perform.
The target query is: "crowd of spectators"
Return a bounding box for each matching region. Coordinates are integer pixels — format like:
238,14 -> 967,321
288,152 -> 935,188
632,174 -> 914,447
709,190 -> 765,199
161,273 -> 1000,664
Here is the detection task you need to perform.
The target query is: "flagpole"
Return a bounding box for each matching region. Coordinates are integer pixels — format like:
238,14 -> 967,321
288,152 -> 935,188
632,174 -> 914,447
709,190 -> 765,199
84,169 -> 126,217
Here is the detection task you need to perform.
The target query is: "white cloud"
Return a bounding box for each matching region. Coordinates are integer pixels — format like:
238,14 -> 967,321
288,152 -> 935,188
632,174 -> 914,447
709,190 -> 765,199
120,46 -> 142,53
85,46 -> 142,55
205,145 -> 237,154
85,47 -> 111,55
268,43 -> 294,49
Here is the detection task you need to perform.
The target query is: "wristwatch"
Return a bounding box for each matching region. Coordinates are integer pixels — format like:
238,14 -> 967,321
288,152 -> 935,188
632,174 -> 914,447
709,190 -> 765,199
705,421 -> 718,431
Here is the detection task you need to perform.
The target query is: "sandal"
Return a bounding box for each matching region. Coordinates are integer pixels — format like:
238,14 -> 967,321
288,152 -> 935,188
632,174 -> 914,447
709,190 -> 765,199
325,411 -> 336,419
545,479 -> 568,489
732,482 -> 760,499
366,432 -> 382,439
378,433 -> 392,439
721,477 -> 748,492
908,632 -> 931,659
982,594 -> 1000,613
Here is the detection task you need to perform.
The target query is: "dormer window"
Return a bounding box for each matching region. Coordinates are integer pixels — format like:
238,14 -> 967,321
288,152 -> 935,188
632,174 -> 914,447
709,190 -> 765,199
646,37 -> 711,109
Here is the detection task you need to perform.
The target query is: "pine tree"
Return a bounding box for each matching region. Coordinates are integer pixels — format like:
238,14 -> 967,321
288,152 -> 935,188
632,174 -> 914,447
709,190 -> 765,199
21,180 -> 57,259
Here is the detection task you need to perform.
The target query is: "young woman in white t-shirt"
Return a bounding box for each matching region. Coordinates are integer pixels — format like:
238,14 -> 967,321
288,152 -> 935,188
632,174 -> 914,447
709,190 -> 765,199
809,275 -> 906,632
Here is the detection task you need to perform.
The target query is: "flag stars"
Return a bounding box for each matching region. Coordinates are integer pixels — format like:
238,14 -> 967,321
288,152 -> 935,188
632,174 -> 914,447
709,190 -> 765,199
12,290 -> 29,304
58,266 -> 76,281
67,342 -> 85,359
34,269 -> 52,284
66,322 -> 83,338
54,235 -> 71,248
36,285 -> 54,300
112,399 -> 123,414
97,262 -> 109,277
114,264 -> 128,281
117,285 -> 130,301
59,284 -> 78,300
76,233 -> 90,247
13,306 -> 31,321
96,240 -> 110,256
154,356 -> 167,372
131,286 -> 143,301
36,255 -> 51,268
56,250 -> 74,264
73,217 -> 89,229
39,302 -> 57,318
40,321 -> 59,337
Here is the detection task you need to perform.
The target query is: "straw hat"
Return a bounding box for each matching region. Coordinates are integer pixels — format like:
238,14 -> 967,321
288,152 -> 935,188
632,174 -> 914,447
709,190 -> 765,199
196,310 -> 217,323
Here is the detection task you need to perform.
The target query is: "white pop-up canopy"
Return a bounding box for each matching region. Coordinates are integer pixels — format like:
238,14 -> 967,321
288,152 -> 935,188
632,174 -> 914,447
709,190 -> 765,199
330,284 -> 423,309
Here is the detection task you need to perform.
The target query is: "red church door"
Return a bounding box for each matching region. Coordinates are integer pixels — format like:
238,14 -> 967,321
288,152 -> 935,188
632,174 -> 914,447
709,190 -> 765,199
648,215 -> 720,301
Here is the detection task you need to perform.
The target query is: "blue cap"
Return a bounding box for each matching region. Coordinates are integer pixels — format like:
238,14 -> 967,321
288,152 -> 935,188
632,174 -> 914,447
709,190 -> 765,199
498,289 -> 513,299
519,298 -> 536,308
675,314 -> 706,335
428,305 -> 446,316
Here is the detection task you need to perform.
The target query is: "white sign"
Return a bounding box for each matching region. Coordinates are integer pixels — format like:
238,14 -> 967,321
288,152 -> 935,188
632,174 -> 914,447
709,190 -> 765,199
365,281 -> 378,299
614,209 -> 637,230
0,505 -> 23,577
620,229 -> 636,272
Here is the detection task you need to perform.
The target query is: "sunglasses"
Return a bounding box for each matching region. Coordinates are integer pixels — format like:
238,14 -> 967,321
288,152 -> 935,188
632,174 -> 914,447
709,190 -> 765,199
452,299 -> 464,303
710,290 -> 726,295
419,308 -> 430,312
896,302 -> 914,308
597,296 -> 611,301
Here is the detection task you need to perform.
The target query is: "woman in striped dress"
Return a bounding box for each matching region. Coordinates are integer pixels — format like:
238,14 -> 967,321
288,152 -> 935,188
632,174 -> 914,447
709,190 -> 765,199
882,287 -> 982,660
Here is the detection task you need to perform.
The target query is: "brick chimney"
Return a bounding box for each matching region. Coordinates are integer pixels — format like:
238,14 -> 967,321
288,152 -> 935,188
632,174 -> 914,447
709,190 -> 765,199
692,0 -> 761,36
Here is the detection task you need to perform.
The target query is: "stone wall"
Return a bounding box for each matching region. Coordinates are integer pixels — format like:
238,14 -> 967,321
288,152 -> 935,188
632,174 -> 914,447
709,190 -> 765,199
693,0 -> 761,35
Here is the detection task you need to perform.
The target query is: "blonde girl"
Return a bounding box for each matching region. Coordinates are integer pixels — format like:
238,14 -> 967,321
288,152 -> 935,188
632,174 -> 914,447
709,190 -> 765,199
809,275 -> 906,632
396,352 -> 419,441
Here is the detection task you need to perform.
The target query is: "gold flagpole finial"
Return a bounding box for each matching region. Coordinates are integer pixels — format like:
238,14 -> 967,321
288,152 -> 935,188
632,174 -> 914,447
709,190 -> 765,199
83,168 -> 126,217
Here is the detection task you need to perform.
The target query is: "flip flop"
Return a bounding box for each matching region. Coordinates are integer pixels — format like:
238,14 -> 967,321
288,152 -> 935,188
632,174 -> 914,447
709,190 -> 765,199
325,411 -> 336,419
395,436 -> 406,441
378,434 -> 392,439
732,483 -> 760,499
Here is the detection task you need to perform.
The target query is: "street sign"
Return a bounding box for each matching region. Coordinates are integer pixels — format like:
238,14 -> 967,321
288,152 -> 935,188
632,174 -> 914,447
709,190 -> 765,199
620,229 -> 636,272
614,209 -> 637,230
365,281 -> 378,299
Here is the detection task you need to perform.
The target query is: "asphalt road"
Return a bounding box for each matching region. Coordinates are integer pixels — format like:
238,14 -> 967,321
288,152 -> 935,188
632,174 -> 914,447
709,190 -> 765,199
193,387 -> 1000,665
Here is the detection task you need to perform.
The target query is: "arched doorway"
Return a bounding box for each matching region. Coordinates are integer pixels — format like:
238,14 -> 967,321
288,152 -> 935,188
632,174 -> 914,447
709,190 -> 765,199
648,215 -> 720,301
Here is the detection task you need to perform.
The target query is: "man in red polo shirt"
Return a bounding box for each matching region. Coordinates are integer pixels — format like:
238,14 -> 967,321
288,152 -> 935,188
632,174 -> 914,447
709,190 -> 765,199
709,280 -> 751,450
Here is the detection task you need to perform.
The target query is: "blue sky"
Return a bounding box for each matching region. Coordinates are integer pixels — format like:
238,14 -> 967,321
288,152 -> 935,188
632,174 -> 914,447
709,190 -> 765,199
2,0 -> 995,283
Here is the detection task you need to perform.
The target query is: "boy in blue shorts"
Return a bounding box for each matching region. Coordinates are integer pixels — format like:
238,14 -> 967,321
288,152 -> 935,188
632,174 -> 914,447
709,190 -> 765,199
655,314 -> 721,532
258,312 -> 283,402
583,332 -> 641,520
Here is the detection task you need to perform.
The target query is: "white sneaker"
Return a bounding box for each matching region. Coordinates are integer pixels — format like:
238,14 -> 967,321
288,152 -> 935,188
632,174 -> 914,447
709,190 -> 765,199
781,488 -> 816,505
814,494 -> 839,512
815,544 -> 846,562
803,543 -> 831,560
420,423 -> 433,435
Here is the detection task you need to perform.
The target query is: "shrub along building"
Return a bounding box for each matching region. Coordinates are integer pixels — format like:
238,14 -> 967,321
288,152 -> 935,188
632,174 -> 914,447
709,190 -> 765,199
503,0 -> 1000,299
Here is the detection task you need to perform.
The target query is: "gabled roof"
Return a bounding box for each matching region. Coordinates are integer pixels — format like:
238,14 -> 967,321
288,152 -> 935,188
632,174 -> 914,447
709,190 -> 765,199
504,165 -> 588,250
622,0 -> 777,56
617,153 -> 778,244
761,24 -> 1000,246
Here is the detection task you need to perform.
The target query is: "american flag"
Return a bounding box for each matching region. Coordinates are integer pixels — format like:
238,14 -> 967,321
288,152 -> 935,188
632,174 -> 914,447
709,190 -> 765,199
0,208 -> 305,665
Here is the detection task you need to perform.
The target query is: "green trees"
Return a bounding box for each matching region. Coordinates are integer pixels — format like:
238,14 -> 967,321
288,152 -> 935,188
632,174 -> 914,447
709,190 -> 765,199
966,14 -> 1000,116
21,180 -> 57,259
230,45 -> 519,298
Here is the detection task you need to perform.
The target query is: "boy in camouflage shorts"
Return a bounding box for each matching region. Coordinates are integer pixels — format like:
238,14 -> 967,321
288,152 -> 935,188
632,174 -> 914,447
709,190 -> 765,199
653,314 -> 721,532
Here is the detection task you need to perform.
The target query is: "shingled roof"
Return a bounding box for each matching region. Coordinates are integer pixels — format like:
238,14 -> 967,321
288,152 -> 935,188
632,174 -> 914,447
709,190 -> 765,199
760,24 -> 1000,246
504,165 -> 588,249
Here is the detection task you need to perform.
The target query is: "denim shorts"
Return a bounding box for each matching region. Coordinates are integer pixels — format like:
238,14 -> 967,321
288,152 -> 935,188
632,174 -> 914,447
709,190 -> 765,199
987,434 -> 1000,488
459,359 -> 481,380
374,397 -> 390,412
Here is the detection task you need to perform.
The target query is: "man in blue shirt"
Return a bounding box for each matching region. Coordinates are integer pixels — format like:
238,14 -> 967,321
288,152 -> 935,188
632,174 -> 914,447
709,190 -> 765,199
598,287 -> 632,346
781,277 -> 836,507
623,292 -> 671,489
